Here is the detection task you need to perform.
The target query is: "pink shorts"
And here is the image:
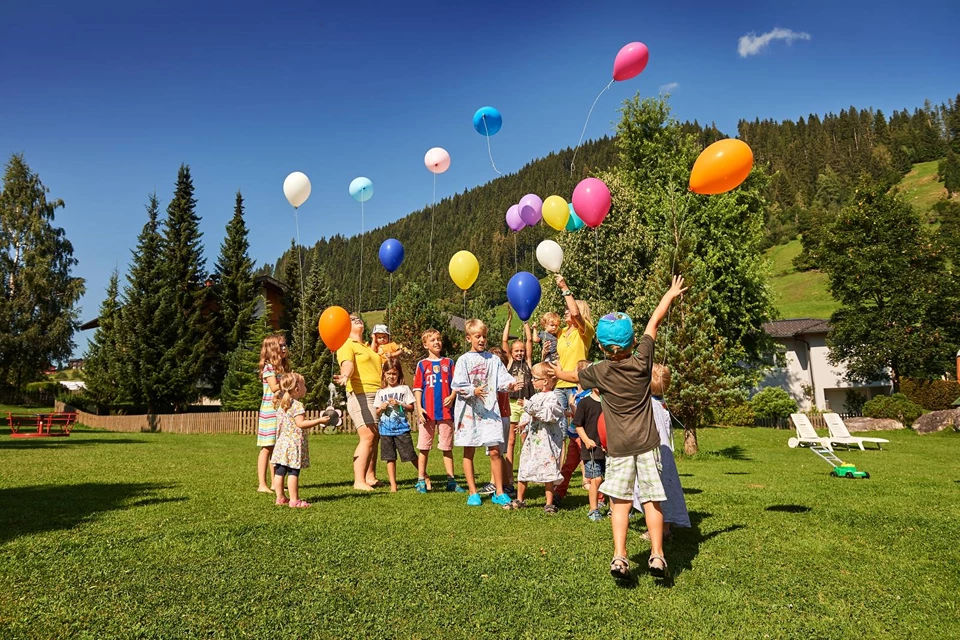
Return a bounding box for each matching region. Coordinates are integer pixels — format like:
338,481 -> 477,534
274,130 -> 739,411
418,419 -> 454,452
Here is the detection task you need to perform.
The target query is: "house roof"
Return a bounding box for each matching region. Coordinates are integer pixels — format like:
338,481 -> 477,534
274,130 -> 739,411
254,274 -> 288,293
762,318 -> 831,338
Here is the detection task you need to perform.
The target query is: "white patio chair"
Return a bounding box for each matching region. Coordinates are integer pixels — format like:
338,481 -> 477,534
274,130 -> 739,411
823,413 -> 889,450
787,413 -> 839,450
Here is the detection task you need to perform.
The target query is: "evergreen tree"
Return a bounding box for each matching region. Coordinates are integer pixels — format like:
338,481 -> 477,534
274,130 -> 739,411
221,297 -> 273,411
280,239 -> 302,351
155,164 -> 214,410
83,270 -> 129,407
0,153 -> 84,387
212,190 -> 256,395
938,150 -> 960,196
293,259 -> 336,409
388,281 -> 458,371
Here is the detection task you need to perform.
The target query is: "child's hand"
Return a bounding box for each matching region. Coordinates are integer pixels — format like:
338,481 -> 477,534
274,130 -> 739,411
511,381 -> 524,392
318,415 -> 330,424
442,393 -> 456,408
379,402 -> 390,412
583,436 -> 597,450
389,398 -> 399,407
667,274 -> 688,299
474,385 -> 487,400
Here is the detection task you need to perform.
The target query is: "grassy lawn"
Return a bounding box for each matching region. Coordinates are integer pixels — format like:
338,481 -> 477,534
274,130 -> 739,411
766,240 -> 838,319
1,426 -> 957,638
897,159 -> 957,218
0,404 -> 55,415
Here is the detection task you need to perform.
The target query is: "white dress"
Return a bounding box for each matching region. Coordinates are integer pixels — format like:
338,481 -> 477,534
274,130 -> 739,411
634,397 -> 690,527
516,392 -> 565,484
452,351 -> 515,448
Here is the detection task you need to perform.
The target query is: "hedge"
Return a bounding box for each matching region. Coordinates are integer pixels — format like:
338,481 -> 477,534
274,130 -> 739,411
900,378 -> 960,411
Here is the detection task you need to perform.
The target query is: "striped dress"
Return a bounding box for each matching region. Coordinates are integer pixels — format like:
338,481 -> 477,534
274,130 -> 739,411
257,363 -> 279,447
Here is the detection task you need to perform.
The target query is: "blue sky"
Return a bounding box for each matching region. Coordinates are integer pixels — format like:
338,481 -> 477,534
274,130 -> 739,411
2,0 -> 957,355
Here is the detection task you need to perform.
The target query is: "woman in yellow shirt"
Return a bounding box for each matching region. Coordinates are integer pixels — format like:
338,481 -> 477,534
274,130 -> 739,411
334,314 -> 384,491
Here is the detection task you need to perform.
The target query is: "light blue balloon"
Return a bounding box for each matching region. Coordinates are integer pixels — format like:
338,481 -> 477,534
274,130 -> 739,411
566,203 -> 585,231
473,106 -> 502,136
349,177 -> 373,203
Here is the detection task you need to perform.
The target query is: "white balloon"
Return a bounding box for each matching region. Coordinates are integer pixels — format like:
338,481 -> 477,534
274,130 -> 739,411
283,171 -> 311,208
536,240 -> 564,273
424,147 -> 451,174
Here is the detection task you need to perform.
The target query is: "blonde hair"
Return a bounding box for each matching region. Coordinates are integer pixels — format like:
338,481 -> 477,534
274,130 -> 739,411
576,359 -> 591,372
380,357 -> 405,387
259,334 -> 289,376
539,312 -> 560,329
464,318 -> 487,336
421,328 -> 441,345
273,371 -> 304,413
575,300 -> 593,326
651,364 -> 671,396
532,362 -> 556,385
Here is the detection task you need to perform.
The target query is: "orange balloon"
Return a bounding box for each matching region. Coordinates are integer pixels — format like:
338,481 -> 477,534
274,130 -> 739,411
318,306 -> 351,351
689,139 -> 754,195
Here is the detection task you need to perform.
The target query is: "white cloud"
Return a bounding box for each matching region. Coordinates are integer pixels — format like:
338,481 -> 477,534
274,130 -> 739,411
738,28 -> 811,57
659,82 -> 679,94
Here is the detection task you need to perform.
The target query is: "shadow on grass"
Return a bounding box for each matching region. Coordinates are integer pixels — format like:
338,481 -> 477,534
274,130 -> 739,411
0,482 -> 183,545
724,472 -> 749,475
682,488 -> 703,495
0,437 -> 145,450
765,504 -> 811,514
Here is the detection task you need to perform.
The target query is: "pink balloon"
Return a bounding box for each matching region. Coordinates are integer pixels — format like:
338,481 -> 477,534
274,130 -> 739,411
612,42 -> 649,82
572,178 -> 611,228
506,204 -> 525,232
424,147 -> 451,174
518,194 -> 542,226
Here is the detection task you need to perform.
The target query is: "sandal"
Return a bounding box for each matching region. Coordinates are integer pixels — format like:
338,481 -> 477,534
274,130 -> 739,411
502,499 -> 527,510
610,555 -> 630,580
275,497 -> 289,506
641,530 -> 673,542
289,500 -> 311,508
648,554 -> 668,578
544,504 -> 558,515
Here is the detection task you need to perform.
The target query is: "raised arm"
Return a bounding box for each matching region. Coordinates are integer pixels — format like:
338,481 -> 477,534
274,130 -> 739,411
556,274 -> 586,333
551,364 -> 580,385
501,306 -> 513,353
523,322 -> 533,366
644,275 -> 688,341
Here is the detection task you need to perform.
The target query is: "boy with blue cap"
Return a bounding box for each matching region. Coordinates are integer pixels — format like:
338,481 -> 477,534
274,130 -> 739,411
552,275 -> 687,580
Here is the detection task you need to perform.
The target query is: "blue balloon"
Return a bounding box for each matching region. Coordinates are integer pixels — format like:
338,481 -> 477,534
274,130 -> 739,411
507,271 -> 542,322
566,203 -> 586,232
473,106 -> 502,136
378,238 -> 404,273
349,176 -> 373,203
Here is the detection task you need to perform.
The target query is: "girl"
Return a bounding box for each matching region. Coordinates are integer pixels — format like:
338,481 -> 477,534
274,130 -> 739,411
257,334 -> 289,493
374,358 -> 421,492
501,307 -> 533,486
272,372 -> 328,508
504,363 -> 566,514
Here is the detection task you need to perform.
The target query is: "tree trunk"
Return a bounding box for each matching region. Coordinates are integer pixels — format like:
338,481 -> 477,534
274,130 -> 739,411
683,427 -> 699,455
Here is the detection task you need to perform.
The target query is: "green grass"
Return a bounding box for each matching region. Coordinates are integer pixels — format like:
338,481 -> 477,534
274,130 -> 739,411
897,159 -> 956,218
0,404 -> 55,415
1,427 -> 957,638
766,240 -> 838,319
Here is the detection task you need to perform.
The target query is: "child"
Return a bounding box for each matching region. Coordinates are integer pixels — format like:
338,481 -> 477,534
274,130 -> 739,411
532,312 -> 560,363
272,372 -> 328,508
573,378 -> 605,521
482,347 -> 516,496
452,319 -> 517,507
634,364 -> 690,539
504,363 -> 566,513
552,275 -> 687,580
413,329 -> 465,494
375,358 -> 420,492
501,307 -> 534,486
371,324 -> 408,359
257,334 -> 289,493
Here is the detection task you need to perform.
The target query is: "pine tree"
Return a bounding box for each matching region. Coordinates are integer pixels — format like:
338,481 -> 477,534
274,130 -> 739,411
293,259 -> 336,409
280,239 -> 302,349
0,153 -> 84,387
939,150 -> 960,196
211,190 -> 256,395
155,164 -> 214,411
83,270 -> 129,407
221,297 -> 273,411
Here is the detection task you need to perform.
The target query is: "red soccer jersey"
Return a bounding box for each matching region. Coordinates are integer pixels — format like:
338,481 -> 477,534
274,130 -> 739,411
414,358 -> 455,421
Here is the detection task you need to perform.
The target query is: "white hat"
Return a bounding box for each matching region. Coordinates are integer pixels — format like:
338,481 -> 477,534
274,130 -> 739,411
371,324 -> 390,336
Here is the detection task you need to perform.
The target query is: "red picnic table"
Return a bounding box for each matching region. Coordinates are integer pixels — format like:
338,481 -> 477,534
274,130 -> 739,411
6,412 -> 77,438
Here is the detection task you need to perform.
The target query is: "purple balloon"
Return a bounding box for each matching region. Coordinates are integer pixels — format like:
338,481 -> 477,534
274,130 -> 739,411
506,204 -> 526,232
518,194 -> 542,226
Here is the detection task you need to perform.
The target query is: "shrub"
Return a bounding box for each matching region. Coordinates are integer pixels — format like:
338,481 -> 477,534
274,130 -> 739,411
844,389 -> 867,415
863,393 -> 925,428
900,378 -> 960,411
711,403 -> 756,426
751,387 -> 798,420
25,381 -> 59,394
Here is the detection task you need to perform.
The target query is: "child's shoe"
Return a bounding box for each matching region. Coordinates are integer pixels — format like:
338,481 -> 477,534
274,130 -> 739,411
415,479 -> 427,494
446,477 -> 466,493
466,493 -> 483,506
478,482 -> 496,496
544,504 -> 558,515
504,484 -> 517,497
587,509 -> 603,522
491,492 -> 512,506
648,554 -> 669,578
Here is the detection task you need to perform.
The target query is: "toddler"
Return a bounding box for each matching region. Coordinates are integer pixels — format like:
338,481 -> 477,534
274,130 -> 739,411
272,372 -> 328,508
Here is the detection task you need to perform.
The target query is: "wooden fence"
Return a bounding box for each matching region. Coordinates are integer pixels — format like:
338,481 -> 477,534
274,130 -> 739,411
1,389 -> 55,407
58,403 -> 355,435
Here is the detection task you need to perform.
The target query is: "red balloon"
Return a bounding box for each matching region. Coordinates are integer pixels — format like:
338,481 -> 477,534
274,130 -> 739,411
613,42 -> 649,82
598,412 -> 608,449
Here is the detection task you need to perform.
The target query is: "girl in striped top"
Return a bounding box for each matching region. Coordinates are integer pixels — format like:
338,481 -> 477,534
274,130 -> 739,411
257,334 -> 289,493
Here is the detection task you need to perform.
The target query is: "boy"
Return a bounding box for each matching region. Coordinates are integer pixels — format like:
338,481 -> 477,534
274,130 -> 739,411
532,312 -> 560,363
413,329 -> 465,493
573,373 -> 605,522
552,275 -> 687,579
452,319 -> 517,507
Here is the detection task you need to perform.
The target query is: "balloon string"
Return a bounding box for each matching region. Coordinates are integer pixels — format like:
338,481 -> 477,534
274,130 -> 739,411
462,290 -> 466,319
294,207 -> 307,364
513,234 -> 517,273
388,272 -> 392,330
571,79 -> 615,175
483,116 -> 502,175
429,171 -> 436,285
594,227 -> 600,303
660,183 -> 687,368
358,197 -> 364,313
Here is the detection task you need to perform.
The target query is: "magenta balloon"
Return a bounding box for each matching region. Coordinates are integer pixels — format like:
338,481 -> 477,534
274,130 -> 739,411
506,204 -> 526,232
612,42 -> 649,82
518,194 -> 542,226
571,178 -> 611,228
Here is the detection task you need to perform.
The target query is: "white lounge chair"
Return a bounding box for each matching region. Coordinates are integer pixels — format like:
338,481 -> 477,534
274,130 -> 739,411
787,413 -> 838,450
823,413 -> 889,450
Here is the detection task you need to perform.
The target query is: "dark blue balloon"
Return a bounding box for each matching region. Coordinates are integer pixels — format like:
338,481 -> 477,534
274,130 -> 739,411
507,271 -> 542,322
378,238 -> 404,273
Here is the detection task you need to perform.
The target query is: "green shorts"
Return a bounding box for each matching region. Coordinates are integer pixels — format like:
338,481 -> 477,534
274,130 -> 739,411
510,399 -> 525,423
599,450 -> 666,502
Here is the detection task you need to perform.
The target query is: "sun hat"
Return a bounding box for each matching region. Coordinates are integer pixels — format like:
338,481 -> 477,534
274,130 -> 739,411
371,324 -> 390,336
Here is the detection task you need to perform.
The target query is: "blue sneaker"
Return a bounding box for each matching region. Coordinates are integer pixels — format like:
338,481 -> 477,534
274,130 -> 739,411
446,478 -> 466,493
588,509 -> 603,522
491,492 -> 512,506
415,479 -> 427,494
466,493 -> 482,506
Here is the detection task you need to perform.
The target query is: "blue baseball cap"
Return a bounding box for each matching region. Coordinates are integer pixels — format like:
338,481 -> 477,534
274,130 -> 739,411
596,312 -> 635,349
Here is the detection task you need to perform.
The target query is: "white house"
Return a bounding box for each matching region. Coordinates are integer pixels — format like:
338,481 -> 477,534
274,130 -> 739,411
759,319 -> 892,412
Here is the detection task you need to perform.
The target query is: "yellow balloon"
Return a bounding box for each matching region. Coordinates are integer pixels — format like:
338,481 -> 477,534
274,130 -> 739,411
541,195 -> 570,231
448,250 -> 480,291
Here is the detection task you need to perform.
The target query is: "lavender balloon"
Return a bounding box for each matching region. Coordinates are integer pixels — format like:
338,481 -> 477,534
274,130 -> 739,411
518,194 -> 543,226
505,204 -> 526,232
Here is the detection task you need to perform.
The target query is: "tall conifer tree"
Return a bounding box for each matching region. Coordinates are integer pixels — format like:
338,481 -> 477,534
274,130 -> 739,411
84,271 -> 129,407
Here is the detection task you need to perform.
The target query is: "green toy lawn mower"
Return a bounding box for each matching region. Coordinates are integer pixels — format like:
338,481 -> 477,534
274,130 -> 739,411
810,446 -> 871,479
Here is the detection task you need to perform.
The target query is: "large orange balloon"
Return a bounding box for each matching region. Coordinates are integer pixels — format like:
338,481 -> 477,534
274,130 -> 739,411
318,306 -> 351,351
689,139 -> 754,195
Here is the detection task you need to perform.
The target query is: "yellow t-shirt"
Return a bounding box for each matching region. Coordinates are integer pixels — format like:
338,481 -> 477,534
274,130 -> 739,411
556,320 -> 595,389
336,339 -> 383,395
